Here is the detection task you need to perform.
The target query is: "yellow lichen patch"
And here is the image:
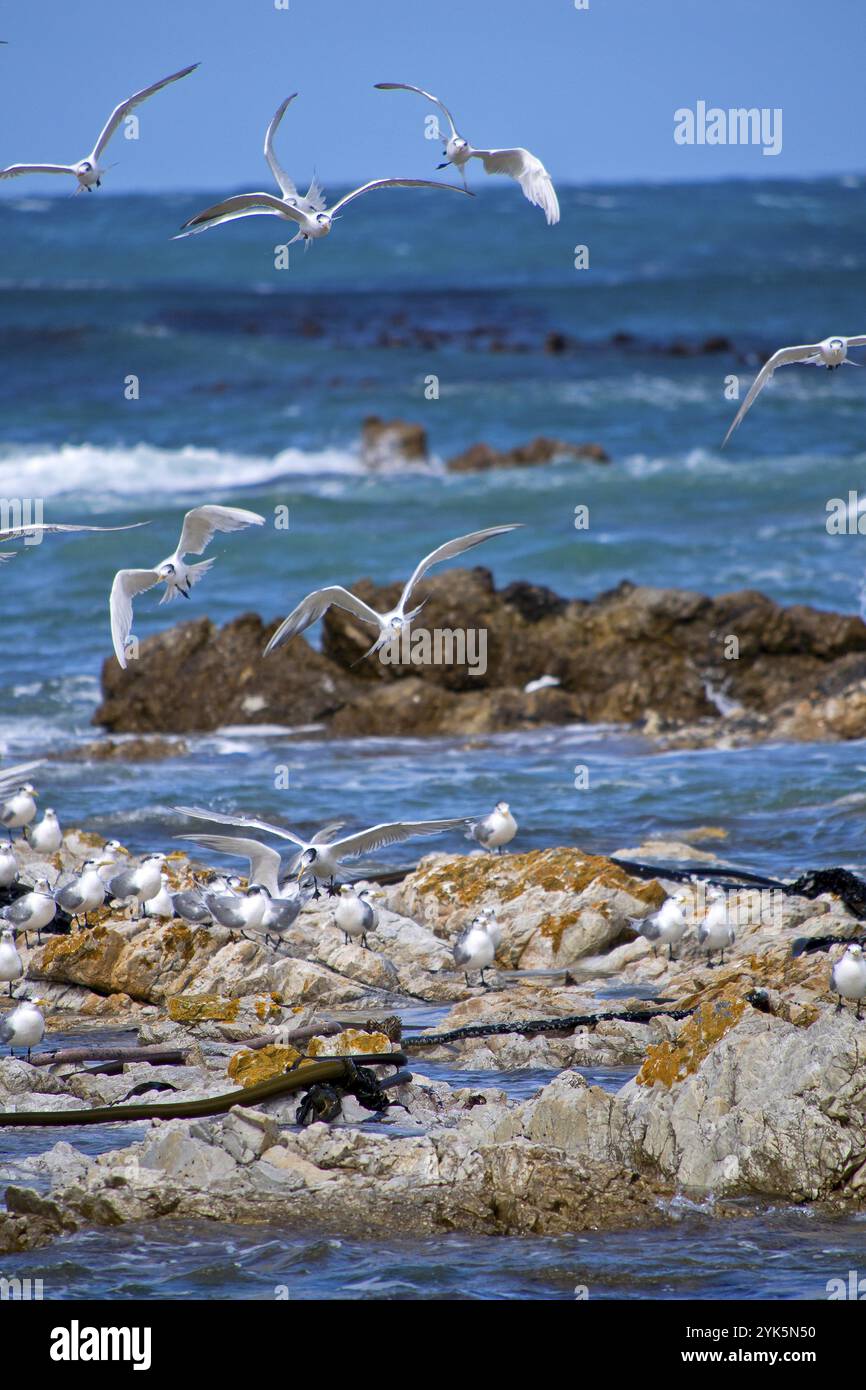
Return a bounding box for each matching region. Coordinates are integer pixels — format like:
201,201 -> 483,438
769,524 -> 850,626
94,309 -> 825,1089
539,911 -> 583,951
254,994 -> 283,1023
37,924 -> 116,965
227,1043 -> 302,1087
411,848 -> 666,912
306,1029 -> 392,1057
636,993 -> 747,1087
167,993 -> 240,1023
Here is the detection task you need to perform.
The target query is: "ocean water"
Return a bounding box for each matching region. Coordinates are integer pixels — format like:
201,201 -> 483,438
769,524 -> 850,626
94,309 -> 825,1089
2,177 -> 866,1298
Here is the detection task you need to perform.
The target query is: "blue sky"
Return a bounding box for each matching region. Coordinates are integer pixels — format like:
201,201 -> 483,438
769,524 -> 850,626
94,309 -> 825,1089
0,0 -> 861,192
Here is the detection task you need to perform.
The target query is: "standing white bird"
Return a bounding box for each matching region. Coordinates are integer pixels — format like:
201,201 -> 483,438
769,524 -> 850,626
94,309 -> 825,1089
0,64 -> 199,191
722,335 -> 866,445
109,504 -> 265,668
1,877 -> 57,942
453,915 -> 495,987
697,887 -> 735,967
334,885 -> 378,948
0,842 -> 18,888
479,903 -> 502,953
0,928 -> 23,996
97,840 -> 130,882
375,82 -> 560,225
467,801 -> 517,854
204,883 -> 270,933
108,853 -> 166,918
264,525 -> 520,660
830,943 -> 866,1018
0,997 -> 47,1059
175,805 -> 473,897
54,858 -> 110,927
143,873 -> 175,920
26,807 -> 62,855
629,892 -> 689,962
0,784 -> 38,834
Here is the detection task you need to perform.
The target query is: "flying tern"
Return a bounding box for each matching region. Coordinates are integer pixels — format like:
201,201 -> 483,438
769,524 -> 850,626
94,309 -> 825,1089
0,64 -> 198,191
375,82 -> 559,224
723,335 -> 866,445
109,504 -> 265,668
264,524 -> 520,661
175,806 -> 473,896
0,518 -> 147,568
176,93 -> 471,245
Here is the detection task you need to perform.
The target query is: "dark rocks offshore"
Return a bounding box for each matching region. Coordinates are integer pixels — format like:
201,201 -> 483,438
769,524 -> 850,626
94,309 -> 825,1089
94,570 -> 866,745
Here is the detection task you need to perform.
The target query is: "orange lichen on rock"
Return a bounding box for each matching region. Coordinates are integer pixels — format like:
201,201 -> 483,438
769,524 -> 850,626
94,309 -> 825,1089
636,992 -> 747,1087
167,993 -> 240,1023
227,1043 -> 302,1086
306,1029 -> 392,1057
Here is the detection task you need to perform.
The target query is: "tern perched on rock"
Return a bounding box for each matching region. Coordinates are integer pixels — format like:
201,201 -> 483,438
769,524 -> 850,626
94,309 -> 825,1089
697,887 -> 735,967
109,853 -> 166,918
26,808 -> 62,855
629,892 -> 689,961
467,802 -> 517,854
0,64 -> 198,191
1,877 -> 56,942
143,873 -> 175,920
176,805 -> 473,897
335,885 -> 378,948
0,783 -> 38,834
375,82 -> 560,224
830,943 -> 866,1018
205,883 -> 270,933
110,504 -> 265,668
264,525 -> 520,661
0,996 -> 47,1059
453,915 -> 495,987
97,840 -> 129,883
0,842 -> 17,889
0,928 -> 23,996
723,335 -> 866,445
54,858 -> 110,927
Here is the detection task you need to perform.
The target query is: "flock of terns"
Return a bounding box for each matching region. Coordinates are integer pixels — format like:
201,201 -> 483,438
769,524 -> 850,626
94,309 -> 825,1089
0,757 -> 521,1055
0,63 -> 560,227
2,64 -> 866,1049
1,755 -> 864,1059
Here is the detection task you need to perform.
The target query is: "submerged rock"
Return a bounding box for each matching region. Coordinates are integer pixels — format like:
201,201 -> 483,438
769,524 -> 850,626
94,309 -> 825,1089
446,436 -> 610,472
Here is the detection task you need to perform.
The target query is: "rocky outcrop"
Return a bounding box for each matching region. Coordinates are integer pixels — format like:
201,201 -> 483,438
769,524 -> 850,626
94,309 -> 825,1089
94,571 -> 866,744
446,437 -> 610,473
360,415 -> 428,468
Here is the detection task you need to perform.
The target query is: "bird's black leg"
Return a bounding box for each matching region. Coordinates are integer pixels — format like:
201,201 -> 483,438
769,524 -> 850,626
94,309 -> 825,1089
343,931 -> 349,946
326,877 -> 339,899
465,971 -> 471,987
361,933 -> 368,950
707,952 -> 715,969
836,995 -> 843,1014
668,944 -> 674,962
719,949 -> 725,966
858,1000 -> 862,1021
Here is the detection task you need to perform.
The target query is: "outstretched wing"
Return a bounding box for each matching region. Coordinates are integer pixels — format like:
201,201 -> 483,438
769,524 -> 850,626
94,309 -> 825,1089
263,586 -> 382,656
329,177 -> 472,216
174,805 -> 307,849
265,94 -> 299,199
175,192 -> 300,238
176,504 -> 265,558
374,83 -> 460,140
109,568 -> 161,669
400,524 -> 520,609
330,817 -> 472,860
473,147 -> 559,225
0,163 -> 75,180
722,343 -> 823,446
177,833 -> 283,897
91,63 -> 199,160
0,520 -> 147,542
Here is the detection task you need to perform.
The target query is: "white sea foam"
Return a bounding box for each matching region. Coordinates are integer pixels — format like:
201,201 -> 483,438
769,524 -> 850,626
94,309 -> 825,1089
0,440 -> 379,501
